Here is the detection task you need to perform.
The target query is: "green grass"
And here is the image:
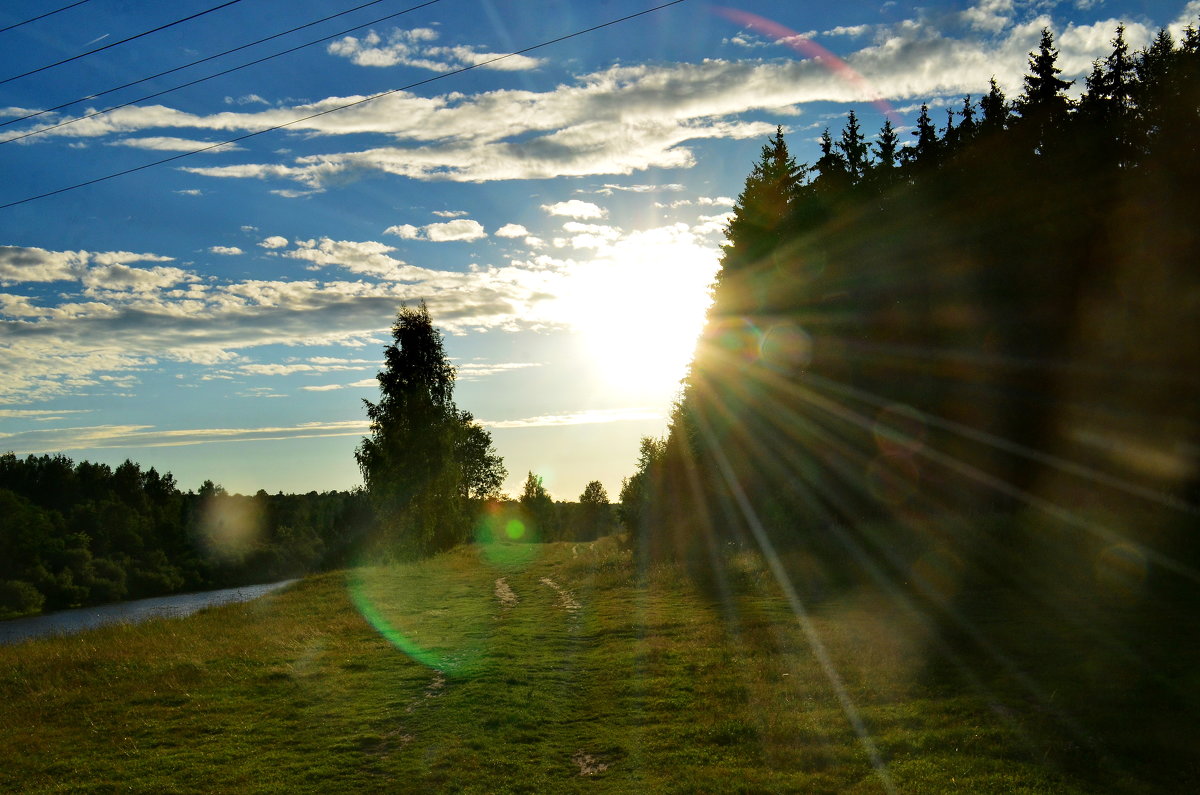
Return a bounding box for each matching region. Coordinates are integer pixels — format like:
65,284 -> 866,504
0,537 -> 1185,792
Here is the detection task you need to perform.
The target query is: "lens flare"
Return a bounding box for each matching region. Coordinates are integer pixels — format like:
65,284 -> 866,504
349,501 -> 542,675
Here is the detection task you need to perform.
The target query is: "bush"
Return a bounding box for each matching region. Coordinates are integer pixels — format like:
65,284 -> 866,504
0,579 -> 45,619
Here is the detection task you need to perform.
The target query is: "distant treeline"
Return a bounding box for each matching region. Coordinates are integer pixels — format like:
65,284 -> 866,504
0,451 -> 618,619
624,23 -> 1200,587
0,452 -> 370,619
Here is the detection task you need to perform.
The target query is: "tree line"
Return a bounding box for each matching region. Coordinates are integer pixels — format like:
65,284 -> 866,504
623,21 -> 1200,588
0,453 -> 368,618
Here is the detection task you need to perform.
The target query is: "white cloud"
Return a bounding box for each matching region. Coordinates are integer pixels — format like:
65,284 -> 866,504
482,407 -> 664,429
174,189 -> 203,196
592,182 -> 685,195
960,0 -> 1014,33
454,361 -> 542,380
209,246 -> 243,256
0,419 -> 370,453
284,237 -> 431,280
327,27 -> 543,72
385,219 -> 487,242
495,223 -> 530,238
542,200 -> 607,219
432,209 -> 468,218
824,24 -> 872,38
109,136 -> 243,152
259,236 -> 288,249
224,94 -> 269,106
81,263 -> 196,293
385,224 -> 420,239
0,246 -> 174,285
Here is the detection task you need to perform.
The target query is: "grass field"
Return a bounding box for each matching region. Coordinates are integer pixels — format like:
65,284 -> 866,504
0,536 -> 1192,793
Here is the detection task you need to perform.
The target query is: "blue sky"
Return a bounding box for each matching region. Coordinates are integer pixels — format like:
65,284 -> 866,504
1,0 -> 1195,499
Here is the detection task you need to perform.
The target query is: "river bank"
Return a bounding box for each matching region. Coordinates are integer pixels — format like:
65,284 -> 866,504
0,579 -> 296,645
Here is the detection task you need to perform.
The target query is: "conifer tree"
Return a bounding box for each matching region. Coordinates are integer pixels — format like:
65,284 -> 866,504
872,117 -> 900,170
905,103 -> 938,164
1018,28 -> 1073,152
837,110 -> 869,183
958,95 -> 977,144
980,77 -> 1009,134
722,126 -> 804,274
942,107 -> 959,152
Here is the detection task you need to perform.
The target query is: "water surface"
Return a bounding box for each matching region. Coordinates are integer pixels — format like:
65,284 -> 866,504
0,580 -> 296,646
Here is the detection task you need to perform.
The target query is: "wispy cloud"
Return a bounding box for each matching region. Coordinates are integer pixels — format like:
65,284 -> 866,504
482,407 -> 664,429
0,420 -> 370,453
327,27 -> 543,72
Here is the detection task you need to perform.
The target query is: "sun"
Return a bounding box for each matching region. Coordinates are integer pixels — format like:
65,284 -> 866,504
556,225 -> 721,402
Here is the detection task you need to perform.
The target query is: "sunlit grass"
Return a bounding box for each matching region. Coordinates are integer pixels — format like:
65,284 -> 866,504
0,538 -> 1156,792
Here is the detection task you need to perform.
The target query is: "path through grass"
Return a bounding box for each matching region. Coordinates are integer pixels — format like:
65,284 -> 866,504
0,538 -> 1154,792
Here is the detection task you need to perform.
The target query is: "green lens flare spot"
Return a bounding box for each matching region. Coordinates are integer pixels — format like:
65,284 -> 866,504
505,519 -> 526,540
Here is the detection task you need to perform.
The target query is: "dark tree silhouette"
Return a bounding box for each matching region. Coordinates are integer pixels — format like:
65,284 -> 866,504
1017,27 -> 1073,152
980,77 -> 1009,134
872,117 -> 900,171
837,110 -> 868,183
722,125 -> 805,276
357,302 -> 504,555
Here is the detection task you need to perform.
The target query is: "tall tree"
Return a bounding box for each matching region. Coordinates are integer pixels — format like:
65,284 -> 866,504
578,480 -> 612,540
1017,27 -> 1073,152
356,302 -> 503,554
872,117 -> 900,170
904,103 -> 938,165
722,126 -> 804,274
519,472 -> 556,539
958,95 -> 978,144
837,110 -> 869,183
980,77 -> 1009,134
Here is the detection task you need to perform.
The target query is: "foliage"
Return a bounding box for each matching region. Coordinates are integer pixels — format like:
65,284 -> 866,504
518,471 -> 556,540
622,19 -> 1200,755
0,452 -> 366,616
356,302 -> 505,556
576,480 -> 614,541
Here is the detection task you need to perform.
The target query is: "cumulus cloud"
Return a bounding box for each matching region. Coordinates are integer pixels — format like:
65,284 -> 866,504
0,246 -> 174,285
284,237 -> 432,280
542,200 -> 607,219
81,263 -> 196,293
259,236 -> 288,249
384,219 -> 487,242
327,27 -> 543,72
209,246 -> 243,256
495,223 -> 530,238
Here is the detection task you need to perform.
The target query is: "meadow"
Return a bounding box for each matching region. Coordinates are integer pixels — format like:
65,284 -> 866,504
6,534 -> 1190,793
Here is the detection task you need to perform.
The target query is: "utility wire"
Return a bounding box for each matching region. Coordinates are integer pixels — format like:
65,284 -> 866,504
1,0 -> 440,139
2,0 -> 399,129
0,0 -> 246,86
0,0 -> 92,35
0,0 -> 690,211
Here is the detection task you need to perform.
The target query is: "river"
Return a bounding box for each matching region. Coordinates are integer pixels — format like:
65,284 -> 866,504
0,579 -> 297,646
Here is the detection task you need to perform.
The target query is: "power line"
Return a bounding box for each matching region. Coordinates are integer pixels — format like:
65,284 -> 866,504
1,0 -> 441,140
0,0 -> 690,211
0,0 -> 92,35
0,0 -> 247,86
1,0 -> 399,130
